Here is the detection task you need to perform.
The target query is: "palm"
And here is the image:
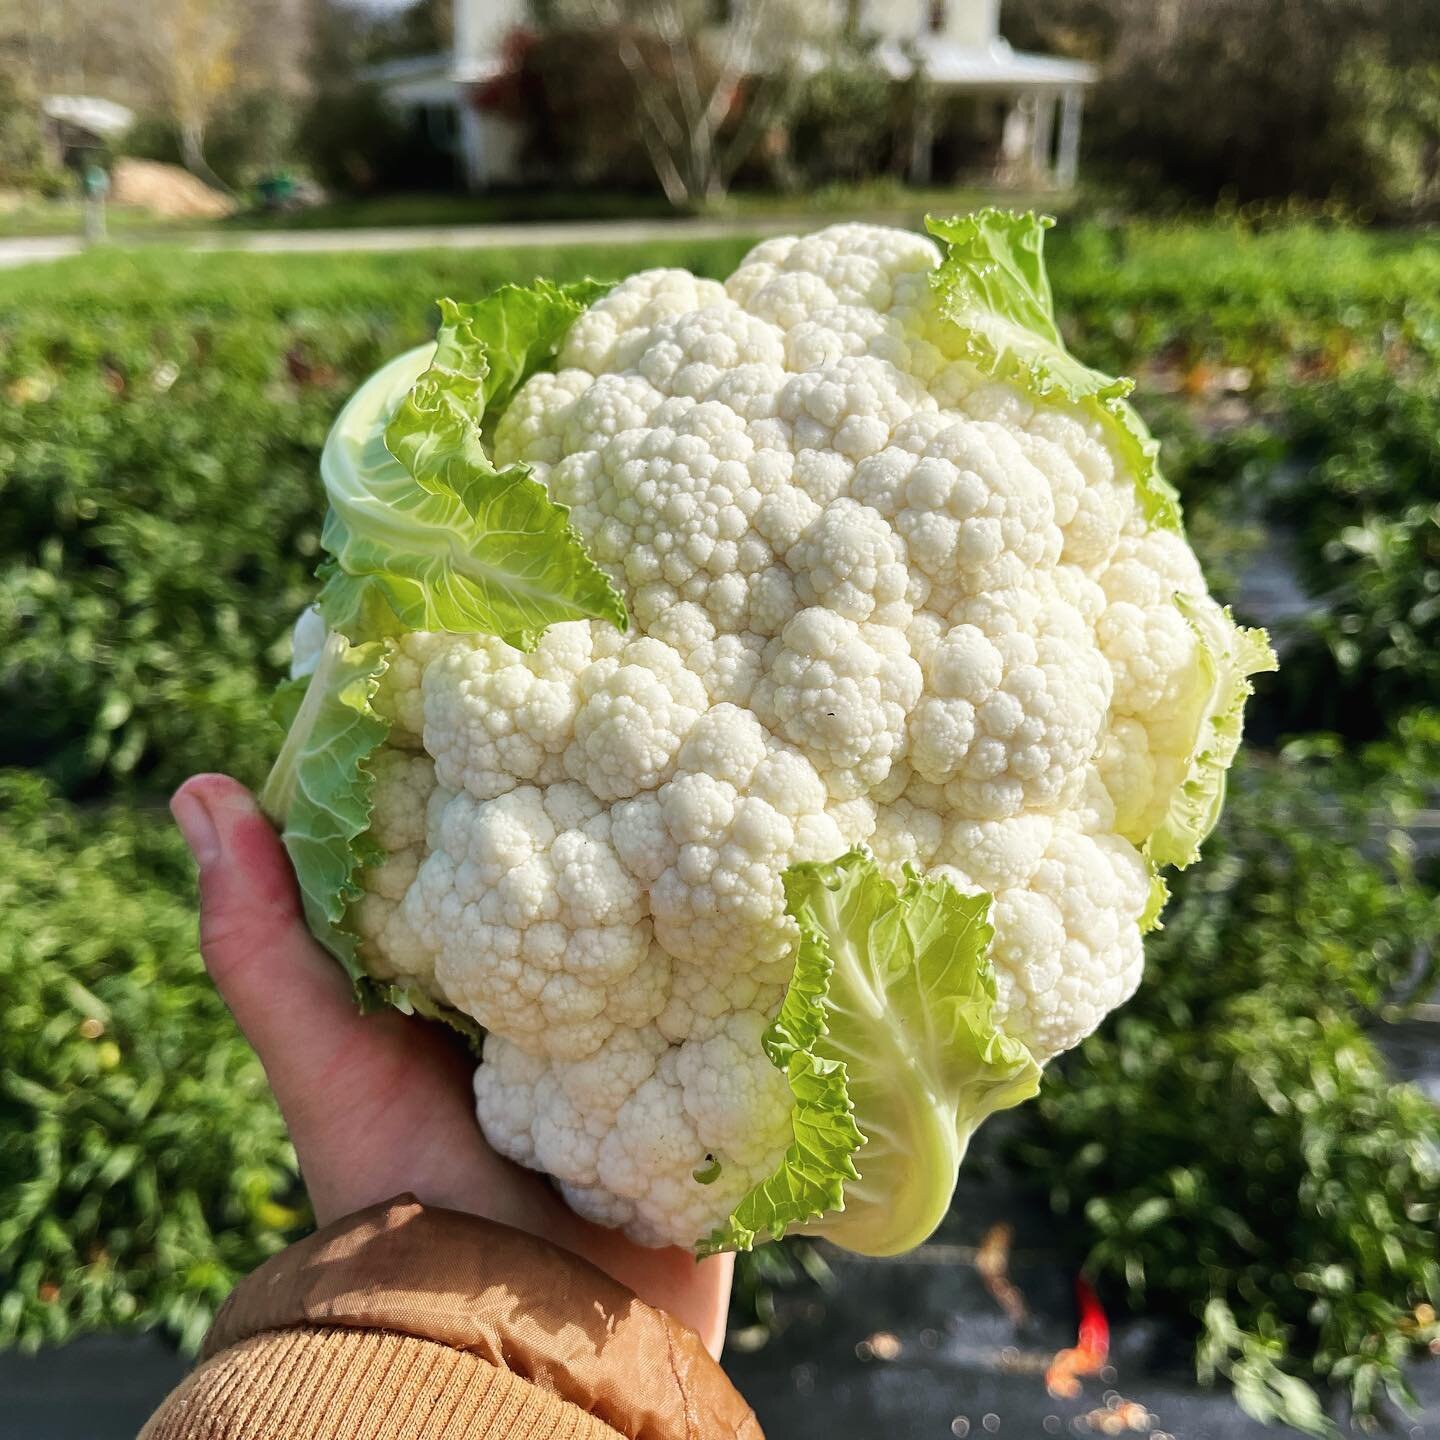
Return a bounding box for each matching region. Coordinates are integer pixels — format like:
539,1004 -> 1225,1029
173,773 -> 732,1352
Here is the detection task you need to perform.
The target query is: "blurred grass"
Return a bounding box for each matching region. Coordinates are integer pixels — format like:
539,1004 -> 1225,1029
0,179 -> 1077,240
0,236 -> 760,311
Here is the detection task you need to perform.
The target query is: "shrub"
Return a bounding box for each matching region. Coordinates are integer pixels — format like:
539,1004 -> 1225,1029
482,28 -> 655,189
0,304 -> 405,795
1020,721 -> 1440,1431
300,81 -> 456,195
787,62 -> 895,187
125,90 -> 303,192
1336,46 -> 1440,216
0,773 -> 304,1353
0,68 -> 68,195
1006,0 -> 1440,212
1266,362 -> 1440,739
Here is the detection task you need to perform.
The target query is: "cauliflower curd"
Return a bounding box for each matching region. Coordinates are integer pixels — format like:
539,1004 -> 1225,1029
267,214 -> 1273,1255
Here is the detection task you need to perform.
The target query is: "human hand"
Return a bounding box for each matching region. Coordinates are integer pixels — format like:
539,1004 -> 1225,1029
170,773 -> 734,1355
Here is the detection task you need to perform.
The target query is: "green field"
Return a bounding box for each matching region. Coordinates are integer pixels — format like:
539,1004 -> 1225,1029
1,222 -> 1436,1427
0,179 -> 1072,240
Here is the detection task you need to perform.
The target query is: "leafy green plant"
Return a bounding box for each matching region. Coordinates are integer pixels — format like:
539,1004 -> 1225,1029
0,69 -> 69,195
1266,361 -> 1440,739
1020,717 -> 1440,1433
0,773 -> 305,1352
1047,220 -> 1440,383
788,61 -> 896,186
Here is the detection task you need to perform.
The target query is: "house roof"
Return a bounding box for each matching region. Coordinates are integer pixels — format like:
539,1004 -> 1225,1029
876,37 -> 1096,89
452,57 -> 505,85
41,95 -> 135,138
365,54 -> 453,84
369,27 -> 1095,105
366,52 -> 490,106
366,50 -> 503,104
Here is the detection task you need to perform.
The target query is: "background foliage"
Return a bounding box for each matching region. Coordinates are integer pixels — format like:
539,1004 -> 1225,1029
0,774 -> 299,1353
1,223 -> 1437,1431
1020,727 -> 1440,1431
1003,0 -> 1440,213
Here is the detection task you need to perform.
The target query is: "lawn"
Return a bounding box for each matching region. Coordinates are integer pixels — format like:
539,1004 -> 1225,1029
0,179 -> 1076,241
1,220 -> 1436,1428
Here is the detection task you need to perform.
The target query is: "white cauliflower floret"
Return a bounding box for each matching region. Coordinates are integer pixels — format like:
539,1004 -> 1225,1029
659,962 -> 787,1046
403,786 -> 663,1060
754,608 -> 921,800
593,1042 -> 794,1248
351,749 -> 440,985
895,423 -> 1062,607
558,268 -> 729,375
492,369 -> 594,465
1093,530 -> 1222,839
869,795 -> 945,869
422,624 -> 592,799
784,304 -> 902,373
1022,407 -> 1132,570
780,355 -> 932,463
992,829 -> 1150,1059
649,706 -> 819,973
565,637 -> 708,800
560,373 -> 666,453
471,1034 -> 550,1168
908,592 -> 1112,819
639,306 -> 786,400
788,497 -> 912,625
371,631 -> 455,748
936,816 -> 1150,1059
331,220 -> 1261,1250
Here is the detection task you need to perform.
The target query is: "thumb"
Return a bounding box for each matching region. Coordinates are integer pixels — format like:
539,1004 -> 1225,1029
170,773 -> 376,1110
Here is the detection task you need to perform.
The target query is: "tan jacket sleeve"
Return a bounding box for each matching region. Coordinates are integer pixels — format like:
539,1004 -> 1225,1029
139,1196 -> 763,1440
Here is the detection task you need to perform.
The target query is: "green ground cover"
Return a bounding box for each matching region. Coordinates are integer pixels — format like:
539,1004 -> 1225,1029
1,221 -> 1435,1431
0,180 -> 1069,240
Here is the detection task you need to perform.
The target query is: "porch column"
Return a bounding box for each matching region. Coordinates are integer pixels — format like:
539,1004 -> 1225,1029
458,100 -> 488,192
908,63 -> 936,186
1030,90 -> 1057,184
998,94 -> 1032,184
1056,85 -> 1084,188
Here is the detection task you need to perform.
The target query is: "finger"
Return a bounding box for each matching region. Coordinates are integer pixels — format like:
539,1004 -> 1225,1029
170,773 -> 379,1105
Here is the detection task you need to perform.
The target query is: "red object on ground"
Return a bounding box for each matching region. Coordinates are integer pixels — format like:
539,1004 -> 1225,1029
1045,1275 -> 1111,1400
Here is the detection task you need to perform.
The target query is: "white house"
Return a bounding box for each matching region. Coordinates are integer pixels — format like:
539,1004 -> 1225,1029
871,0 -> 1095,188
375,0 -> 1094,191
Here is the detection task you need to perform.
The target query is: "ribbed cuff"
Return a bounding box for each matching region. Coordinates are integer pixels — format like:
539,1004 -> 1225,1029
140,1326 -> 619,1440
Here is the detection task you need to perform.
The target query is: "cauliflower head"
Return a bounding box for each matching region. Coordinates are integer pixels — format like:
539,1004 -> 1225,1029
264,214 -> 1273,1256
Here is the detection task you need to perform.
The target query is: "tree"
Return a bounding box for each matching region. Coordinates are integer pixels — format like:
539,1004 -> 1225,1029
365,0 -> 454,61
0,0 -> 306,189
0,66 -> 55,190
135,0 -> 245,186
541,0 -> 825,207
0,0 -> 138,105
1001,0 -> 1440,210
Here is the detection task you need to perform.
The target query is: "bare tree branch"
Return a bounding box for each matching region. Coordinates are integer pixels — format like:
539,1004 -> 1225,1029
549,0 -> 821,207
